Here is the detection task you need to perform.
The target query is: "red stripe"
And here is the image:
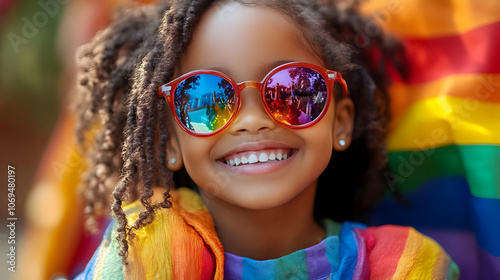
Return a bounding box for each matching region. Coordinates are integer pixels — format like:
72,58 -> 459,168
201,243 -> 216,280
388,21 -> 500,84
363,225 -> 409,279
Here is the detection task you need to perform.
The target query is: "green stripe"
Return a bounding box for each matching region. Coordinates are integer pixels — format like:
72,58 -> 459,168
100,222 -> 125,279
386,145 -> 500,199
275,250 -> 309,279
446,260 -> 460,280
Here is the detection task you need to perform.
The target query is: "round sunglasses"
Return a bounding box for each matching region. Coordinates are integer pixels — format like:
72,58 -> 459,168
158,62 -> 348,136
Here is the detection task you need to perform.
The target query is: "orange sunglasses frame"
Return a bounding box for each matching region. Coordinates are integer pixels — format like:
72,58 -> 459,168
158,61 -> 349,137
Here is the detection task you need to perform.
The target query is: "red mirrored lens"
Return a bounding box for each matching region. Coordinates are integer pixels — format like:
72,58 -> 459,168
264,67 -> 328,126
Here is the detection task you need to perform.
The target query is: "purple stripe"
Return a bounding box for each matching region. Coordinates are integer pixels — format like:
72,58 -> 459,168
352,228 -> 369,279
477,247 -> 500,280
419,228 -> 478,280
224,253 -> 243,280
305,240 -> 331,279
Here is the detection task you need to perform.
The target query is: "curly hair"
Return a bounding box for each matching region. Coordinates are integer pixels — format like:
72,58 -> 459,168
74,0 -> 402,264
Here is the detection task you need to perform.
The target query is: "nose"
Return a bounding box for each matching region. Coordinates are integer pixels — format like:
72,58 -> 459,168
229,87 -> 276,134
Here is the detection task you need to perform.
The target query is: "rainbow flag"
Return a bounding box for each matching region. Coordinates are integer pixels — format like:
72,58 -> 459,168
360,0 -> 500,278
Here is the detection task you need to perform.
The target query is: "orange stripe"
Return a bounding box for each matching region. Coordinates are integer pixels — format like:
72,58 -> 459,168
388,74 -> 500,132
360,0 -> 500,38
170,210 -> 205,279
177,189 -> 225,279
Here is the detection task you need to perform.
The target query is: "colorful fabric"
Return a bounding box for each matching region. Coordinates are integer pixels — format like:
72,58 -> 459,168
76,188 -> 458,279
76,188 -> 225,280
359,0 -> 500,279
225,221 -> 459,280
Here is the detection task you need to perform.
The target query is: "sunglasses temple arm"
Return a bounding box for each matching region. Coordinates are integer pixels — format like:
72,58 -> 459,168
338,77 -> 349,98
330,71 -> 349,98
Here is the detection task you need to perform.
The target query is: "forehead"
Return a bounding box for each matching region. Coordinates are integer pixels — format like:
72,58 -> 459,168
178,2 -> 323,79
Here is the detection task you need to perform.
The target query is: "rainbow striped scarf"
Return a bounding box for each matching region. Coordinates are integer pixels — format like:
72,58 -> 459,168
76,188 -> 458,279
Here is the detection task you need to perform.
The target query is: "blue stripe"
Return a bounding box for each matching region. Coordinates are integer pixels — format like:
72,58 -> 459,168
472,196 -> 500,256
336,222 -> 365,280
73,221 -> 115,280
242,257 -> 275,280
324,236 -> 340,277
370,176 -> 473,229
370,176 -> 500,256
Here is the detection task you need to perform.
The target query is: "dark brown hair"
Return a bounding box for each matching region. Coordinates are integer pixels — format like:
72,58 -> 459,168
74,0 -> 402,264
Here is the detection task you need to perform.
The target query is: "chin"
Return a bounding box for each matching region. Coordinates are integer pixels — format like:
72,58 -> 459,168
224,187 -> 304,210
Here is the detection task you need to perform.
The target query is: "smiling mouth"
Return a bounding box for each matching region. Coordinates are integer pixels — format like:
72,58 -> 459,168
221,149 -> 295,166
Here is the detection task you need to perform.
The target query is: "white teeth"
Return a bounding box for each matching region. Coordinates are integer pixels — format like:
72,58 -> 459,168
248,154 -> 258,164
269,153 -> 276,160
241,156 -> 249,164
225,151 -> 292,166
259,153 -> 269,162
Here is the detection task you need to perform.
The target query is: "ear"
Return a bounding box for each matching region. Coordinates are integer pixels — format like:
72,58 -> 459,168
166,128 -> 184,171
332,98 -> 355,151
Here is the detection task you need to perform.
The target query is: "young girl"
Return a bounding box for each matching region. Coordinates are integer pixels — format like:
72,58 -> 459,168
75,0 -> 459,279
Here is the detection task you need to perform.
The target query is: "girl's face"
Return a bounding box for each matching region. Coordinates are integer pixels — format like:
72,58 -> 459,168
167,2 -> 353,209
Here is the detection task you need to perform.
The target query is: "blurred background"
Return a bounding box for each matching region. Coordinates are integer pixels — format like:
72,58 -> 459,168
1,0 -> 61,231
0,1 -> 132,279
1,0 -> 64,277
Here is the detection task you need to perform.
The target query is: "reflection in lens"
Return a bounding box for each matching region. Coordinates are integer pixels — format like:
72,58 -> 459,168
174,74 -> 235,133
265,67 -> 327,126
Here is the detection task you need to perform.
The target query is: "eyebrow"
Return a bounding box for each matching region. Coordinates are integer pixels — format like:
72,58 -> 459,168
209,66 -> 232,77
208,60 -> 296,81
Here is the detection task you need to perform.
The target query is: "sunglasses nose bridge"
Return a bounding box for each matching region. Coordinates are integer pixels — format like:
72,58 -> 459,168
237,81 -> 262,92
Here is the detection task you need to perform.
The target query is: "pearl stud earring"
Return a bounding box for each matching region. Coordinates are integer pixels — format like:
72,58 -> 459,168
339,139 -> 346,147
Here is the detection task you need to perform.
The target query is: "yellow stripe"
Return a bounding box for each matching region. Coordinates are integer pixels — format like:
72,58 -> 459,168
431,246 -> 451,279
392,228 -> 441,279
391,228 -> 423,279
388,74 -> 500,132
360,0 -> 500,37
123,203 -> 173,279
387,97 -> 500,151
407,235 -> 442,279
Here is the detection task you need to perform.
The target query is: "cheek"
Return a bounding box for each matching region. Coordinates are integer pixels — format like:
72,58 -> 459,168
179,135 -> 211,166
306,103 -> 336,167
308,129 -> 334,168
177,132 -> 220,185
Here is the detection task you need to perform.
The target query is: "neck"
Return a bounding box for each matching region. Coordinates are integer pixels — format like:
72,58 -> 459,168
201,182 -> 325,260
